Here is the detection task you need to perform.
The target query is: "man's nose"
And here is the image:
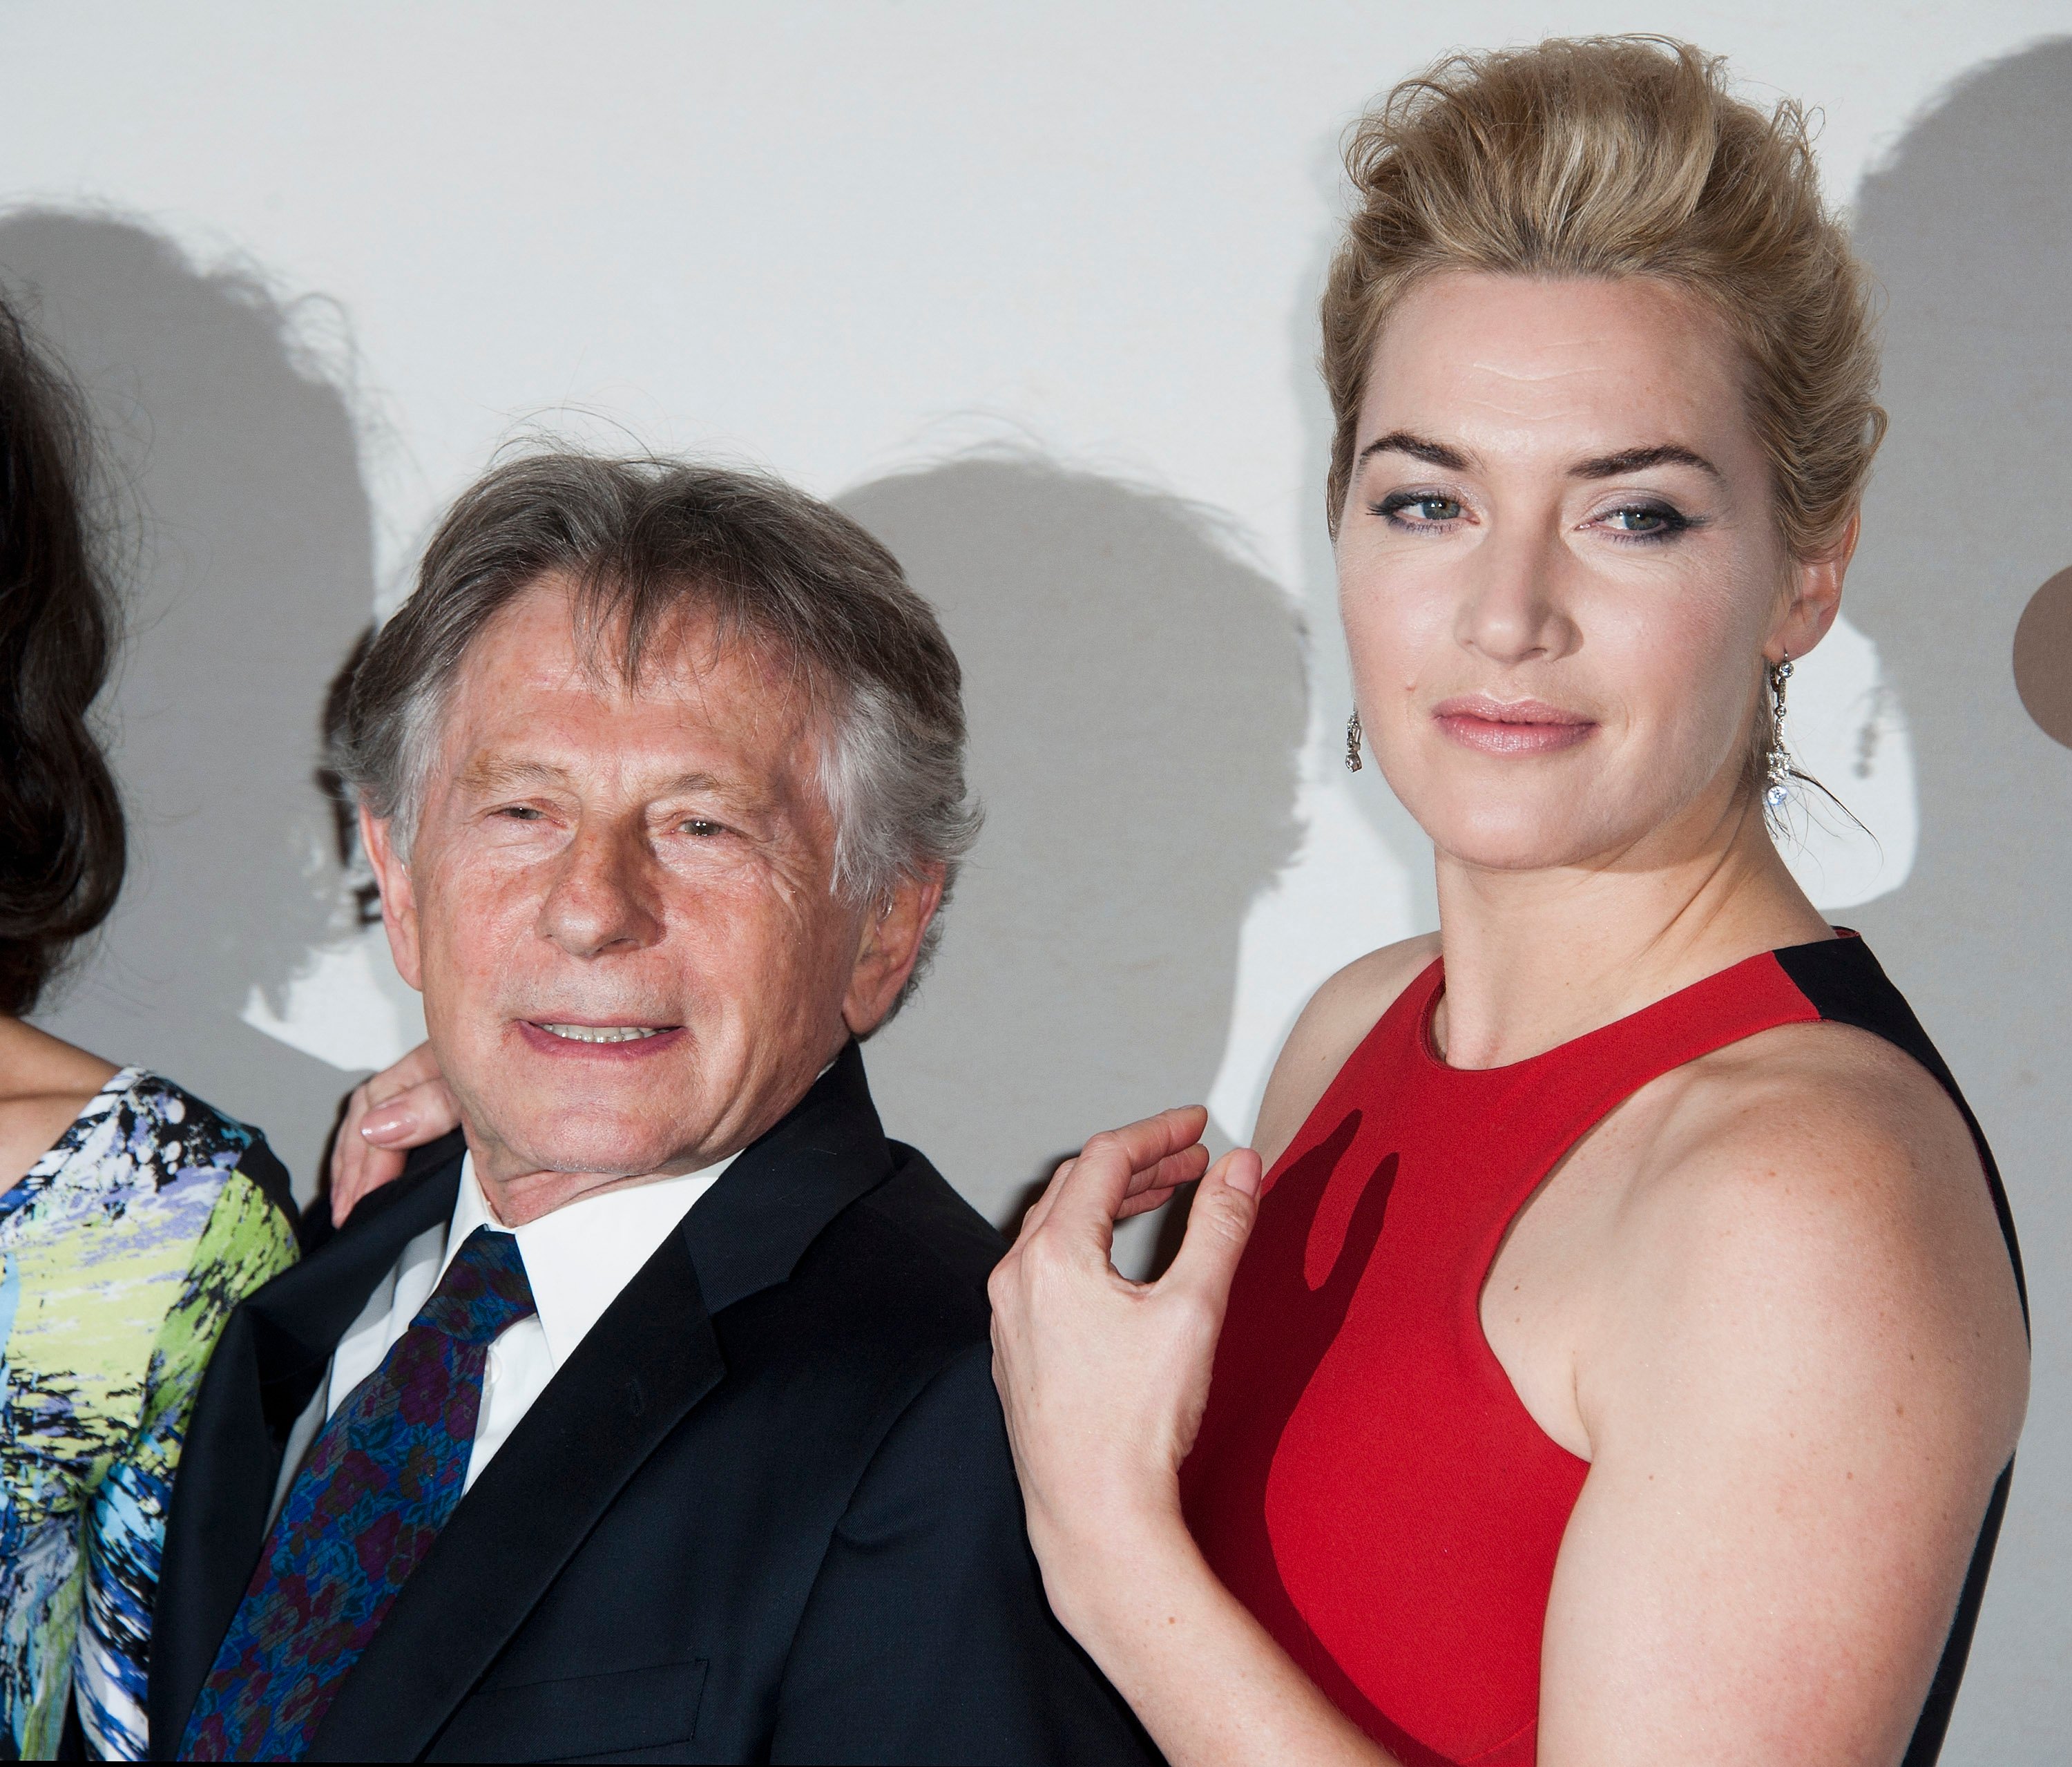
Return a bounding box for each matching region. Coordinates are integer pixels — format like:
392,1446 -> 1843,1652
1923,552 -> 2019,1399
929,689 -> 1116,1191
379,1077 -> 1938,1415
535,822 -> 665,959
1452,521 -> 1579,666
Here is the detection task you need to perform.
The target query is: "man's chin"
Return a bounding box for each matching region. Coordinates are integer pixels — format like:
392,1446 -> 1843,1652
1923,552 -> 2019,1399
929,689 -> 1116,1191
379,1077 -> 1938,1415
466,1107 -> 724,1186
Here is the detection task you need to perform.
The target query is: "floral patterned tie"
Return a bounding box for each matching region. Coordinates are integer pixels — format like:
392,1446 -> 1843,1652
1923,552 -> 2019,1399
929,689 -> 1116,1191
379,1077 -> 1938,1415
182,1225 -> 536,1761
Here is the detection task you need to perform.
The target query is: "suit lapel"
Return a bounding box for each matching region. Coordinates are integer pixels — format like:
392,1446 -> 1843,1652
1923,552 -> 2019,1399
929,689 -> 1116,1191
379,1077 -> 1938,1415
307,1044 -> 895,1761
680,1040 -> 893,1314
148,1136 -> 466,1759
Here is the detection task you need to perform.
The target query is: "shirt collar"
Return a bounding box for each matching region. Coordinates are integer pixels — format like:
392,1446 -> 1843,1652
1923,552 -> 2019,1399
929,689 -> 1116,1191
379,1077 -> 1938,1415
442,1149 -> 738,1370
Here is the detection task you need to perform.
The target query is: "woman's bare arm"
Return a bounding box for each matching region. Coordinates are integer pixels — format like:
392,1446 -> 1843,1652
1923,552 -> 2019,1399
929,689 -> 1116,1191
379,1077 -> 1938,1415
988,1110 -> 1397,1767
1537,1027 -> 2028,1765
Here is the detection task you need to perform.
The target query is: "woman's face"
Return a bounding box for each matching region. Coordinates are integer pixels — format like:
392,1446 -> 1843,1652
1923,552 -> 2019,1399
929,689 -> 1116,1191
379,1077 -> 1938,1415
1337,271 -> 1841,874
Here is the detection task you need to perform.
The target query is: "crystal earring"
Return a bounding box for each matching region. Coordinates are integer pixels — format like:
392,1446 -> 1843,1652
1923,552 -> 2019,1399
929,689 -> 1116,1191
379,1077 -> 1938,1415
1345,708 -> 1363,772
1762,655 -> 1794,810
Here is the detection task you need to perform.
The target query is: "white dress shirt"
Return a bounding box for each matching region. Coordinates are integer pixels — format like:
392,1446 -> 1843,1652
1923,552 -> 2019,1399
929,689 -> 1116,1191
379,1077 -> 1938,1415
271,1149 -> 736,1519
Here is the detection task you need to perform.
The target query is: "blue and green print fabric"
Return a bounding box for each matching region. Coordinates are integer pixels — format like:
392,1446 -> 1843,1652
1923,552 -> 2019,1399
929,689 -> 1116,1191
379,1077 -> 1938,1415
0,1069 -> 297,1760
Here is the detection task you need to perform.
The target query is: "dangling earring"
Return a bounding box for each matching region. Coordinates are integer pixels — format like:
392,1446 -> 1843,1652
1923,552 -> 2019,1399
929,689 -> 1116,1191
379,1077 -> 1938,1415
1345,708 -> 1363,772
1763,654 -> 1794,810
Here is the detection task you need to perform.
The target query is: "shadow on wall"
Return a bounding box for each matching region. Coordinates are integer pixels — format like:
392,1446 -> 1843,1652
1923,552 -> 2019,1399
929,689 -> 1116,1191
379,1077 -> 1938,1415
1289,151 -> 1440,937
840,456 -> 1305,1267
1841,40 -> 2072,1764
4,212 -> 375,1198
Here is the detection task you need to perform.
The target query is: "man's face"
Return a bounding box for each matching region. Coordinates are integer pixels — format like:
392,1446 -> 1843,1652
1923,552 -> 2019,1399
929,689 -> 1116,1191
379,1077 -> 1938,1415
363,577 -> 937,1213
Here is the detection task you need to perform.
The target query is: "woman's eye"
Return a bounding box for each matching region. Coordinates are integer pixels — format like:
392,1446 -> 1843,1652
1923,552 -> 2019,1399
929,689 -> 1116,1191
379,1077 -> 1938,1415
680,818 -> 722,838
494,805 -> 545,822
1376,492 -> 1465,526
1598,503 -> 1691,539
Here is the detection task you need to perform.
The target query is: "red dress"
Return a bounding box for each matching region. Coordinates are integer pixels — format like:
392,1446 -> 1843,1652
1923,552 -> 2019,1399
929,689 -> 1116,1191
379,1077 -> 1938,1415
1179,935 -> 2022,1767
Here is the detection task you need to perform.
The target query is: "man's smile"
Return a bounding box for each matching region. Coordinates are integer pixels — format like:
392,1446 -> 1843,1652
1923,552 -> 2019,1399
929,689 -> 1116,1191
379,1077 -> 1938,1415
516,1020 -> 689,1058
536,1022 -> 672,1044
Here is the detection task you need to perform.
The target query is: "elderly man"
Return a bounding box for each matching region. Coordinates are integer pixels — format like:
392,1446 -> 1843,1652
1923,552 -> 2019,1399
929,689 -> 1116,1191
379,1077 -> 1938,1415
149,455 -> 1153,1765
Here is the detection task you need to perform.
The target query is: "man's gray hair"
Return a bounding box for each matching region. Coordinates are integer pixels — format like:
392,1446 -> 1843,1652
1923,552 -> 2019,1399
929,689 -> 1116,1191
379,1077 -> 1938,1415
337,450 -> 981,1013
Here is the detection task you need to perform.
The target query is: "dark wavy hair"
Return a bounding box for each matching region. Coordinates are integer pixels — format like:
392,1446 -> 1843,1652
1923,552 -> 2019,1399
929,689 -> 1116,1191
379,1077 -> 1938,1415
0,294 -> 124,1014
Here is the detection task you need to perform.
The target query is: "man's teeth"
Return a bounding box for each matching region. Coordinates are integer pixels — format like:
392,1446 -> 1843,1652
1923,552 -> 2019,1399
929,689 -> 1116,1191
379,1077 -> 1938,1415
539,1024 -> 666,1044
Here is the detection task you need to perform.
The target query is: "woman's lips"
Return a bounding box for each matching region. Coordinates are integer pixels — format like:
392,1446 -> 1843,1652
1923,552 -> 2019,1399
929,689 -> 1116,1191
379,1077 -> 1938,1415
1431,696 -> 1598,756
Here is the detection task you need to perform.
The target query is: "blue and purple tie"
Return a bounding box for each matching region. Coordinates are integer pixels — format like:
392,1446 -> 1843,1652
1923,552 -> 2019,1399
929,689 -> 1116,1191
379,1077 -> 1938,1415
182,1225 -> 536,1761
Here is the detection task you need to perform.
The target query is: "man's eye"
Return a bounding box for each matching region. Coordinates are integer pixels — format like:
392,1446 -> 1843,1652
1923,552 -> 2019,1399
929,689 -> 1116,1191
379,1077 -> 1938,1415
681,819 -> 723,838
495,805 -> 546,822
1375,491 -> 1465,526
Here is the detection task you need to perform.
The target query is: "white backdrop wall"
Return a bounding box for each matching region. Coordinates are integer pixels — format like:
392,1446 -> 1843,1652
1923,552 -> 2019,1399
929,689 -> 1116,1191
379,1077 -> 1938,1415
3,5 -> 2066,1758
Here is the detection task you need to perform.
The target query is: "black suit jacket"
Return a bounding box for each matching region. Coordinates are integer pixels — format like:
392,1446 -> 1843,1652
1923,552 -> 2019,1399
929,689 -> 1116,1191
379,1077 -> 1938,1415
150,1045 -> 1156,1764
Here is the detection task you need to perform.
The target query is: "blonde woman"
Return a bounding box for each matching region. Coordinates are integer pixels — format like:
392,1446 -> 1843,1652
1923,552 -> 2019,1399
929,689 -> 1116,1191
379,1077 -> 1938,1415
988,38 -> 2027,1767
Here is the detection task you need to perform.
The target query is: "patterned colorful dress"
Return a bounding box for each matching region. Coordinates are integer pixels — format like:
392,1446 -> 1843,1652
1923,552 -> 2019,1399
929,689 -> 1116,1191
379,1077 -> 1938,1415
0,1069 -> 297,1759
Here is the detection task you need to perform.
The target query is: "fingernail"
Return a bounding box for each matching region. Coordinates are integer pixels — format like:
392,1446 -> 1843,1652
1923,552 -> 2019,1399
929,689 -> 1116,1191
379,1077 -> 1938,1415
361,1107 -> 408,1142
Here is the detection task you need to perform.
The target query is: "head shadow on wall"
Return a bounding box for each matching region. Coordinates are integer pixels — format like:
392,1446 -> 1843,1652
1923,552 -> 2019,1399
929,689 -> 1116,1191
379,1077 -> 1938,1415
840,455 -> 1306,1259
1839,37 -> 2072,1758
3,211 -> 375,1194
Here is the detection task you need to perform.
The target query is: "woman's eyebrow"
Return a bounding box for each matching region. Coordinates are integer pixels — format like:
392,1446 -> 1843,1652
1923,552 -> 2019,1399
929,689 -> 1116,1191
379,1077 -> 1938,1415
1571,443 -> 1722,480
1354,434 -> 1723,480
1358,430 -> 1472,470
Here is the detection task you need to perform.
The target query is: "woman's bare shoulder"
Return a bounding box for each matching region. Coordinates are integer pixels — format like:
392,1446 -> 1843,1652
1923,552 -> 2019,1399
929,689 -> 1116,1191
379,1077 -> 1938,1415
1601,1019 -> 2029,1460
1251,933 -> 1441,1168
0,1016 -> 120,1186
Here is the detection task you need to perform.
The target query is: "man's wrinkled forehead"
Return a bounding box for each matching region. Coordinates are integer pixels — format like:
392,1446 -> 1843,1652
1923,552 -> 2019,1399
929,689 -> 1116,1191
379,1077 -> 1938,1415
421,578 -> 829,812
482,573 -> 809,703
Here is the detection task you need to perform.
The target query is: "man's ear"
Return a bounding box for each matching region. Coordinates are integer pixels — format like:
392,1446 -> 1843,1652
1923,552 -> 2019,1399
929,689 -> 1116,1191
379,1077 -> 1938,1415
359,803 -> 425,993
841,865 -> 946,1039
1771,509 -> 1859,663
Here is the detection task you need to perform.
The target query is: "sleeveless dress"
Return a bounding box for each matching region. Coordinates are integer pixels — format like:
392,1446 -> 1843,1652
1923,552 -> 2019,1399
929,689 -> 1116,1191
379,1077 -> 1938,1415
0,1069 -> 297,1759
1180,934 -> 2024,1767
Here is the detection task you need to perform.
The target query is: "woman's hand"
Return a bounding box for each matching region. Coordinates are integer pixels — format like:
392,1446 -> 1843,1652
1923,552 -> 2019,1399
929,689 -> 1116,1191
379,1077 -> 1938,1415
327,1042 -> 461,1226
990,1113 -> 1392,1766
987,1105 -> 1263,1625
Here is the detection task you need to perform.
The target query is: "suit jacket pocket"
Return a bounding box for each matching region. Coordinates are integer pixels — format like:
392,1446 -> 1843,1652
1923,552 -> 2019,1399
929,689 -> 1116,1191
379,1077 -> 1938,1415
430,1656 -> 709,1761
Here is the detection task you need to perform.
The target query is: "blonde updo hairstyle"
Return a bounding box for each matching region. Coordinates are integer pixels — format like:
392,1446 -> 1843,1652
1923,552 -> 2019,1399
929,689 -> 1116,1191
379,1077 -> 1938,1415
1321,37 -> 1885,792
